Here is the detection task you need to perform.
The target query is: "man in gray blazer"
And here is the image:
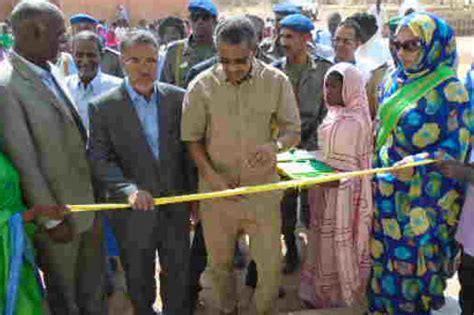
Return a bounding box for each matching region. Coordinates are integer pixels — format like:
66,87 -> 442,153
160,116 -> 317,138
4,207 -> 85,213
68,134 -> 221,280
0,2 -> 106,314
88,30 -> 191,315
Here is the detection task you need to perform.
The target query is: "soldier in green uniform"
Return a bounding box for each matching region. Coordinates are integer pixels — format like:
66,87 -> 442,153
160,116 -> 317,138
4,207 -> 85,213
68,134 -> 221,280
260,2 -> 301,61
273,14 -> 333,274
70,13 -> 124,77
160,0 -> 218,88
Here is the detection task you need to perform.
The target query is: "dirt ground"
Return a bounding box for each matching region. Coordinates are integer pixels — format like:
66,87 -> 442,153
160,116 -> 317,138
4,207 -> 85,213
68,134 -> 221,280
107,228 -> 463,315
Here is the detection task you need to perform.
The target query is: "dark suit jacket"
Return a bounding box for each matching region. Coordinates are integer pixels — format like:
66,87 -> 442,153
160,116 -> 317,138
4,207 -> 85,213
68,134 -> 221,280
88,81 -> 193,206
88,84 -> 192,312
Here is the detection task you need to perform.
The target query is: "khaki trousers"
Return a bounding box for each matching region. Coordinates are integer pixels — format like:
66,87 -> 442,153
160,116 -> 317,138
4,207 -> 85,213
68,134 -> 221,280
200,191 -> 282,314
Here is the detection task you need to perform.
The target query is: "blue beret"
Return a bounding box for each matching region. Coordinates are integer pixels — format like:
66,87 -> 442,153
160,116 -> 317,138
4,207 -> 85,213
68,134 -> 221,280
280,14 -> 314,33
70,14 -> 98,25
272,2 -> 301,15
188,0 -> 219,17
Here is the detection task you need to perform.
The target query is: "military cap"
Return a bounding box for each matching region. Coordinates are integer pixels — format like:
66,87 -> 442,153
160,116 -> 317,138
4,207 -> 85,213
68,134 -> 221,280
272,2 -> 301,15
280,14 -> 314,33
70,13 -> 98,25
188,0 -> 219,17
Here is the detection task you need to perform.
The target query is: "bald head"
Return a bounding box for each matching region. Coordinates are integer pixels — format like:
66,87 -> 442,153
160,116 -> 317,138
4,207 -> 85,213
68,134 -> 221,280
11,1 -> 63,36
10,1 -> 65,67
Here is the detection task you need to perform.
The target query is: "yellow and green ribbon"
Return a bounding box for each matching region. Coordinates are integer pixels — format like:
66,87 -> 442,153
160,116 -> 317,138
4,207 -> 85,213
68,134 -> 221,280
69,159 -> 436,212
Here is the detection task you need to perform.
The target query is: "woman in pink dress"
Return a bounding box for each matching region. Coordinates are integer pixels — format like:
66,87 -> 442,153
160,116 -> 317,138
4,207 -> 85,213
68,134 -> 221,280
106,23 -> 119,50
299,62 -> 374,309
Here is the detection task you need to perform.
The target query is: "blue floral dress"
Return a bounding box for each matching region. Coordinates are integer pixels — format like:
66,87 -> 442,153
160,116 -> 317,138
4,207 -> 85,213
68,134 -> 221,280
368,13 -> 474,314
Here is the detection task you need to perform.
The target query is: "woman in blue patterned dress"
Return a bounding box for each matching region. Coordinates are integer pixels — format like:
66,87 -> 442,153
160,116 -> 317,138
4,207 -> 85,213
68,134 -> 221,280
368,12 -> 474,314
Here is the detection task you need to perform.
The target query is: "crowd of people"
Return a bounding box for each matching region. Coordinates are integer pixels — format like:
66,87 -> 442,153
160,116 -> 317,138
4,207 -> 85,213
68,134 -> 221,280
0,0 -> 474,315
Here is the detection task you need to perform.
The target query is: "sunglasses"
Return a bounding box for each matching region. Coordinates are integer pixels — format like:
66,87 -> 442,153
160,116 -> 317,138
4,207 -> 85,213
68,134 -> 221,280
392,39 -> 423,52
332,37 -> 356,45
219,56 -> 251,65
190,12 -> 213,22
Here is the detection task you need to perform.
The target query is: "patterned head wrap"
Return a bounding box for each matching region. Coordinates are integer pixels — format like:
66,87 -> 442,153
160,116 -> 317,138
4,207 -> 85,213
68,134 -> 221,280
394,12 -> 456,81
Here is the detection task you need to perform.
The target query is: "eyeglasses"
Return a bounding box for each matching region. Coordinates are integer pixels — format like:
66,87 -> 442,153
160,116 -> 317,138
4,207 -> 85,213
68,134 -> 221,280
219,56 -> 251,65
190,12 -> 213,22
392,39 -> 422,52
332,37 -> 356,45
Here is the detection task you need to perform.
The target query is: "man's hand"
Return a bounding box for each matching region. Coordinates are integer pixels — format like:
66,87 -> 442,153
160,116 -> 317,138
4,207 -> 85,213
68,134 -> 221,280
391,154 -> 428,181
438,160 -> 472,181
206,173 -> 243,202
207,172 -> 232,192
246,143 -> 277,168
128,190 -> 155,211
24,205 -> 70,222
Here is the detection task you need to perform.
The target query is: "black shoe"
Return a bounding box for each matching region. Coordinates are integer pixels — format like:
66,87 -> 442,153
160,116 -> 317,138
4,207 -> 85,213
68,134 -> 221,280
245,260 -> 257,288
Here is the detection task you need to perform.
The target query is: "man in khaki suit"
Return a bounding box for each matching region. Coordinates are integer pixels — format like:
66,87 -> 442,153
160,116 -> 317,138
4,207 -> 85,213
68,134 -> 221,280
182,17 -> 301,314
0,2 -> 106,314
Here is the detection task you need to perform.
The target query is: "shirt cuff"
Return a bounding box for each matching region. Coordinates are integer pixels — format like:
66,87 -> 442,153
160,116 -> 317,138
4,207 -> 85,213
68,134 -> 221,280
181,133 -> 204,142
44,219 -> 63,230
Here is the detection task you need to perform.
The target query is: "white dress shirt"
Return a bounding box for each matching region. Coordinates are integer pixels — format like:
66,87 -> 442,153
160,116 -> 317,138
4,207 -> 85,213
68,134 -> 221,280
66,71 -> 122,131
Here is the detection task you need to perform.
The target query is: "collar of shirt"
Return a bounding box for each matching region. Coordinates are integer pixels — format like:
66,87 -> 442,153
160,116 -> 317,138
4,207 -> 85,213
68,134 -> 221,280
12,50 -> 69,104
74,70 -> 104,93
282,53 -> 317,70
333,57 -> 356,65
124,77 -> 158,106
12,50 -> 54,81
